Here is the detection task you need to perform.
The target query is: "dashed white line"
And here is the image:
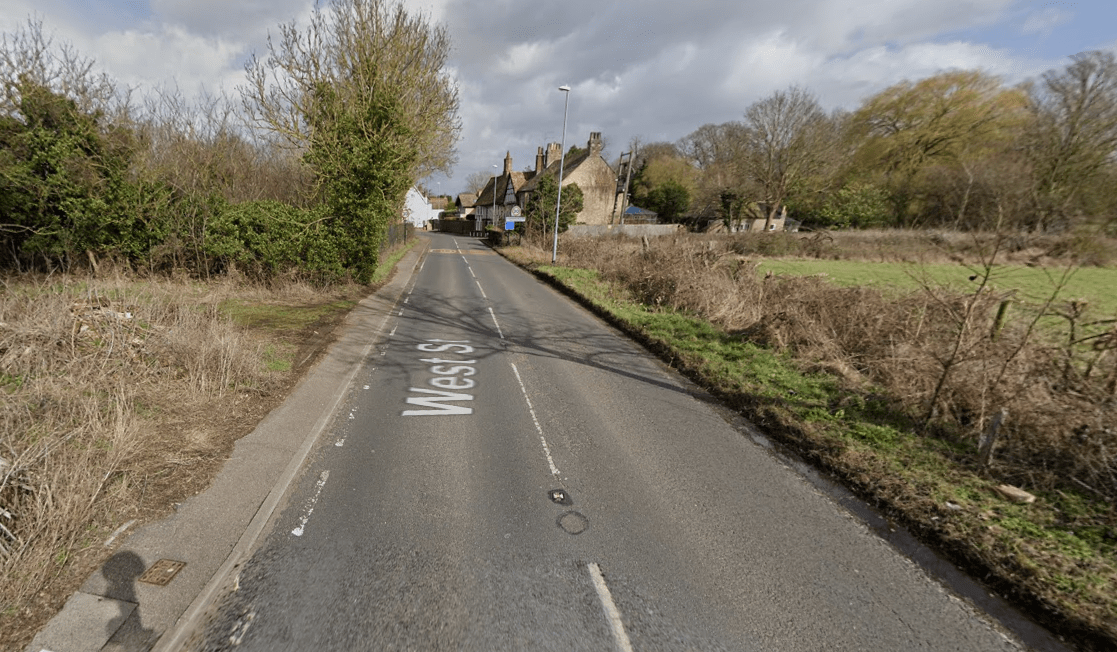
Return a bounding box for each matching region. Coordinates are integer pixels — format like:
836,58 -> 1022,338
469,267 -> 476,278
588,563 -> 635,652
291,470 -> 330,537
510,363 -> 559,476
476,280 -> 488,299
489,307 -> 505,340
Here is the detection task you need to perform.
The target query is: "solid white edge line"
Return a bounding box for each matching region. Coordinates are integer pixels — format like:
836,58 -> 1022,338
510,363 -> 560,476
588,563 -> 635,652
488,306 -> 505,339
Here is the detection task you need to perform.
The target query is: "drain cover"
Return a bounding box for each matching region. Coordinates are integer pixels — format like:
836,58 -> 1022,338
557,511 -> 589,535
138,559 -> 186,586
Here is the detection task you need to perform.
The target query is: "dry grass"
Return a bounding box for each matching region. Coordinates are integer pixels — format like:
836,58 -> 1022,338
0,271 -> 360,649
555,232 -> 1117,499
705,228 -> 1117,268
510,230 -> 1117,647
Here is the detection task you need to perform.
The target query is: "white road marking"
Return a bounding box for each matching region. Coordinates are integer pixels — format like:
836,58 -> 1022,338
103,519 -> 136,548
588,563 -> 635,652
488,307 -> 505,339
469,267 -> 476,278
404,297 -> 410,304
476,280 -> 488,299
510,363 -> 560,476
291,470 -> 330,537
335,438 -> 345,447
389,324 -> 398,337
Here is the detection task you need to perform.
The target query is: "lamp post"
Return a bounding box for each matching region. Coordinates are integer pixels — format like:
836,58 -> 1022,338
552,85 -> 571,264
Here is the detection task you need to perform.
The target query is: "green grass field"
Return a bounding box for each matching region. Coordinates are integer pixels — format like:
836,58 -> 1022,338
756,259 -> 1117,317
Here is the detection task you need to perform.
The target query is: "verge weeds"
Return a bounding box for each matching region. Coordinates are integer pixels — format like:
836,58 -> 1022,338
0,239 -> 412,650
502,237 -> 1117,651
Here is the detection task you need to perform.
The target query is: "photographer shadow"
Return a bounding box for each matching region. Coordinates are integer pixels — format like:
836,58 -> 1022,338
101,551 -> 158,650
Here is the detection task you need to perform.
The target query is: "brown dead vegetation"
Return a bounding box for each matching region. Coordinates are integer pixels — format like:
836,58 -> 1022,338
0,271 -> 364,650
557,230 -> 1117,501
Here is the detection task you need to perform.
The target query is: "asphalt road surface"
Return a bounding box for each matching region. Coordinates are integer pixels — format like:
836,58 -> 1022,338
192,232 -> 1023,651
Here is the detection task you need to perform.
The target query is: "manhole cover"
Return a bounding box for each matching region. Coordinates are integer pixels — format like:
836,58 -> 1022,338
138,559 -> 186,586
557,511 -> 589,535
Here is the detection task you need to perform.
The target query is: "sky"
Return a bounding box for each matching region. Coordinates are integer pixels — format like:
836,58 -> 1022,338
2,0 -> 1115,196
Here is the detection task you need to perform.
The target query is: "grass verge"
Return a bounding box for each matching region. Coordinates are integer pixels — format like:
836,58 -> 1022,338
519,256 -> 1116,652
0,238 -> 415,651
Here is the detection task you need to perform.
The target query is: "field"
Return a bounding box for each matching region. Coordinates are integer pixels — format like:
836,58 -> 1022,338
756,259 -> 1117,317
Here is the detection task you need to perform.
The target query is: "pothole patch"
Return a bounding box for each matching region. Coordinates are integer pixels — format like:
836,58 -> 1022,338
557,510 -> 589,535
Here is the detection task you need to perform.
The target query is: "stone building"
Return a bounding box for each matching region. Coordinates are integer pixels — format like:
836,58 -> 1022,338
517,132 -> 619,225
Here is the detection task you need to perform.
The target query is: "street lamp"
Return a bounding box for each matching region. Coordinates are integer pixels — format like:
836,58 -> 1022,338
552,85 -> 571,264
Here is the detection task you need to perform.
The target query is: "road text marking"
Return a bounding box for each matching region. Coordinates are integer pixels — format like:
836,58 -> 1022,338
403,340 -> 477,416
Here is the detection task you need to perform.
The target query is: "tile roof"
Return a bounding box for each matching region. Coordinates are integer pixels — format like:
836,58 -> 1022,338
517,151 -> 595,194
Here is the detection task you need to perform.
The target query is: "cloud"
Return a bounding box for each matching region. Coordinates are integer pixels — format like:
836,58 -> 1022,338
90,25 -> 245,95
149,0 -> 308,38
1021,6 -> 1074,37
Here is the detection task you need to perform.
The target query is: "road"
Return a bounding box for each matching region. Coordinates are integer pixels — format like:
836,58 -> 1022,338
191,232 -> 1022,651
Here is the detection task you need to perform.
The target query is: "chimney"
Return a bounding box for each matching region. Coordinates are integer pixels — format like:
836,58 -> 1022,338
588,132 -> 603,156
535,146 -> 544,173
545,142 -> 562,168
503,151 -> 513,175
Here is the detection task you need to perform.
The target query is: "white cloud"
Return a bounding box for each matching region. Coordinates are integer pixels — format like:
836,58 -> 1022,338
1021,6 -> 1074,36
91,25 -> 245,96
149,0 -> 308,38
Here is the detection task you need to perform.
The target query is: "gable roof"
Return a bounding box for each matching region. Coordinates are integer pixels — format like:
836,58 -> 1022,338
517,149 -> 604,194
456,192 -> 477,208
475,170 -> 536,206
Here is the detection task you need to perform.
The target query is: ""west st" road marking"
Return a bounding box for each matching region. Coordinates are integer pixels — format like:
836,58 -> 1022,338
402,340 -> 477,416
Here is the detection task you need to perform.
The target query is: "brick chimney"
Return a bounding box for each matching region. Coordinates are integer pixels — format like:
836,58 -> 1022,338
535,147 -> 544,173
588,132 -> 603,156
503,151 -> 513,175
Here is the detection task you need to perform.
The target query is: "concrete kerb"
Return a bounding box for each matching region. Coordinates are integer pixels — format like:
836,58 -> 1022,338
27,238 -> 429,652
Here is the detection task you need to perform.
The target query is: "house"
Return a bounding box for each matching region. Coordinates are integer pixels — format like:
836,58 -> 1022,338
455,192 -> 477,218
473,151 -> 537,230
622,205 -> 658,224
738,205 -> 788,232
402,187 -> 438,228
517,132 -> 620,225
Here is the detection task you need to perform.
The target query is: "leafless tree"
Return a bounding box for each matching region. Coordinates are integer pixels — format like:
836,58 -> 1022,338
0,18 -> 118,117
1025,50 -> 1117,232
739,86 -> 832,229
